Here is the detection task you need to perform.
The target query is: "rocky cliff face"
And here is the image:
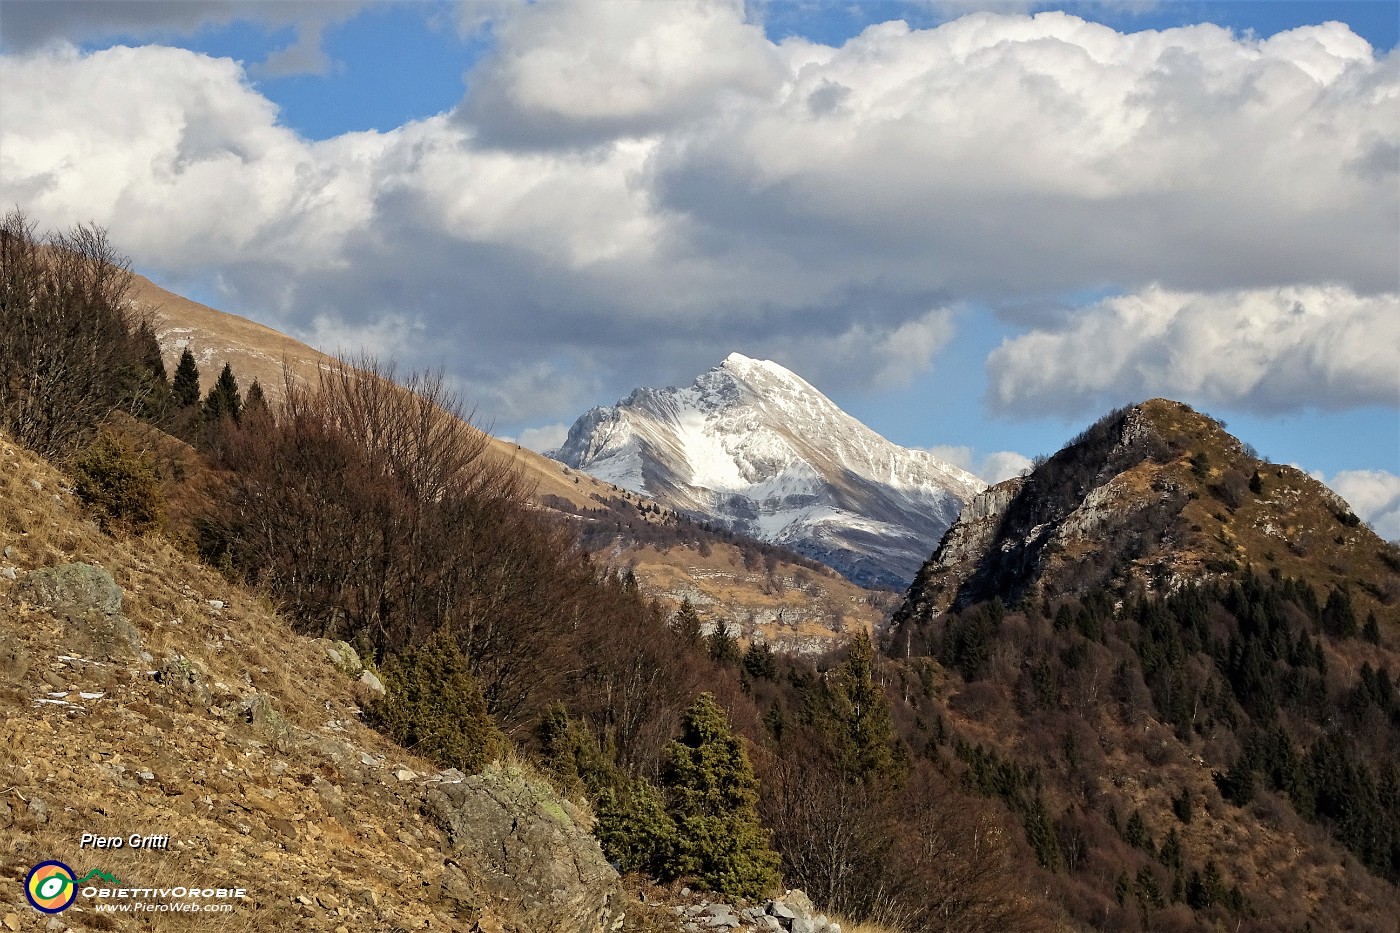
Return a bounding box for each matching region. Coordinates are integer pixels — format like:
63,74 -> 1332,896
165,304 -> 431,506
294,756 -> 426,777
552,353 -> 984,589
899,399 -> 1400,622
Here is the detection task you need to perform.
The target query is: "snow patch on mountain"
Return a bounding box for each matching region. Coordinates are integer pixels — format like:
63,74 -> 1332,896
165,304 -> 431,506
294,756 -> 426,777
550,353 -> 985,588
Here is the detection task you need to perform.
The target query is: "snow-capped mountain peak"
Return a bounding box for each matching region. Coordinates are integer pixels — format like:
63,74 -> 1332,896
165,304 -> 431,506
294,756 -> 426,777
550,354 -> 985,588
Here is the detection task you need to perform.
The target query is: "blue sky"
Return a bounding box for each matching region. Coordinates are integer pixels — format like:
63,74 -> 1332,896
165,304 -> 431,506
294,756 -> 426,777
2,0 -> 1397,534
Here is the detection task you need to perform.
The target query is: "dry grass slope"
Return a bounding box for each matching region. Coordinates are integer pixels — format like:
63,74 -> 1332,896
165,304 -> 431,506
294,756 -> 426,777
0,433 -> 662,933
130,273 -> 619,512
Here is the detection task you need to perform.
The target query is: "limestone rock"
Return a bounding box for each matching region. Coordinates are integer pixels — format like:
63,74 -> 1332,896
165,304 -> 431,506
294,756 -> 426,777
318,639 -> 364,676
423,762 -> 623,933
357,669 -> 386,700
239,693 -> 292,747
18,562 -> 143,660
154,652 -> 213,707
19,561 -> 121,616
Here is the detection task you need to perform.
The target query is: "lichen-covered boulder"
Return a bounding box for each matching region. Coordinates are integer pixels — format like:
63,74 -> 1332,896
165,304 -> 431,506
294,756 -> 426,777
423,761 -> 623,933
18,562 -> 142,660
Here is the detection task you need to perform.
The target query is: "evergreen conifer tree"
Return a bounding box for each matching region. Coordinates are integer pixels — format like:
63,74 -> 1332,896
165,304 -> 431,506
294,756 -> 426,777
134,321 -> 167,384
203,362 -> 242,422
1363,612 -> 1382,645
243,379 -> 269,417
1114,870 -> 1132,906
1322,587 -> 1358,639
1124,810 -> 1154,854
594,778 -> 678,877
172,348 -> 200,407
661,693 -> 780,898
118,320 -> 171,420
672,598 -> 704,647
741,641 -> 777,682
708,624 -> 740,666
1135,865 -> 1165,915
826,632 -> 899,782
367,630 -> 506,776
1022,795 -> 1062,870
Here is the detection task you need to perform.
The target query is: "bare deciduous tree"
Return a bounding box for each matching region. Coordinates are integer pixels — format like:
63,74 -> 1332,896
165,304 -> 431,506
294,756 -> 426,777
0,209 -> 157,456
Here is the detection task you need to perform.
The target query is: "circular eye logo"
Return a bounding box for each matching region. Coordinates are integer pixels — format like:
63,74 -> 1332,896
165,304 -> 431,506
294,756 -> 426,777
26,861 -> 77,913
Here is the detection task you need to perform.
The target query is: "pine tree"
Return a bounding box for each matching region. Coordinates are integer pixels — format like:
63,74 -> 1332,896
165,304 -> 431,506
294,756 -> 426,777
741,640 -> 777,681
1172,787 -> 1194,824
134,321 -> 167,384
708,624 -> 740,666
660,693 -> 780,898
1158,827 -> 1184,872
826,632 -> 899,782
1135,864 -> 1165,914
1023,795 -> 1062,871
203,362 -> 242,422
1124,809 -> 1154,854
1202,860 -> 1226,905
243,379 -> 269,421
1362,612 -> 1381,645
1322,587 -> 1358,639
672,598 -> 704,648
172,348 -> 200,407
1114,870 -> 1132,906
1185,869 -> 1211,909
119,320 -> 171,420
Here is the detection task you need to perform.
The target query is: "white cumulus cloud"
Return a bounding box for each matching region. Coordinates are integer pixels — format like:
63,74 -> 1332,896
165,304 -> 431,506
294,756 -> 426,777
1,6 -> 1396,426
1323,469 -> 1400,541
987,285 -> 1400,417
515,423 -> 571,454
461,0 -> 783,147
928,444 -> 1033,483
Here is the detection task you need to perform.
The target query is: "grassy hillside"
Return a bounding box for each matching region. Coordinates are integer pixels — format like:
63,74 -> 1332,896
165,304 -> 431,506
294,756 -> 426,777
0,431 -> 630,932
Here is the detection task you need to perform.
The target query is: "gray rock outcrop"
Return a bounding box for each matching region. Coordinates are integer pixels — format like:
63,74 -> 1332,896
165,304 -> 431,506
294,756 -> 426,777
17,562 -> 143,660
423,762 -> 623,933
669,890 -> 839,933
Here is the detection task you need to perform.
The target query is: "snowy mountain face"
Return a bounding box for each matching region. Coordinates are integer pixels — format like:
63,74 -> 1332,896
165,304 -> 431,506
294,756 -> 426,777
550,353 -> 985,589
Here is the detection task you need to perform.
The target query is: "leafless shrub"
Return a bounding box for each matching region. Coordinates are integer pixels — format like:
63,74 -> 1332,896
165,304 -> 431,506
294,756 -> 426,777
0,209 -> 160,456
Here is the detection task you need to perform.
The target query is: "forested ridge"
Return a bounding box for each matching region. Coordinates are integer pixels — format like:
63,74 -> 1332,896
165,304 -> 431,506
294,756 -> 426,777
3,212 -> 1398,932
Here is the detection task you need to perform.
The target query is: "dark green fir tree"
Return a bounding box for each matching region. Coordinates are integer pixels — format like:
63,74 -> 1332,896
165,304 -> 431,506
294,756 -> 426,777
661,693 -> 780,898
172,347 -> 201,408
203,362 -> 242,423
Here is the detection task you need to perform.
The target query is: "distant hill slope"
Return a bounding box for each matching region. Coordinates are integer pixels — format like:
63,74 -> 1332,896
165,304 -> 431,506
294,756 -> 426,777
129,276 -> 881,649
127,273 -> 615,511
551,353 -> 984,589
900,398 -> 1400,624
